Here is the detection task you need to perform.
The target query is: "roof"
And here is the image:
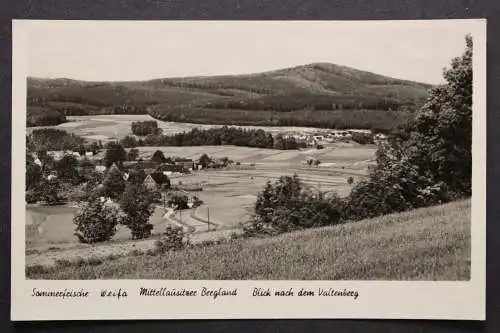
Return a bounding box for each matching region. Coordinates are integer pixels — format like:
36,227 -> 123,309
143,174 -> 157,184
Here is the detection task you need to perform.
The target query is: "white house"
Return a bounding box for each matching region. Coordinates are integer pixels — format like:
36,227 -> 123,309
95,165 -> 107,173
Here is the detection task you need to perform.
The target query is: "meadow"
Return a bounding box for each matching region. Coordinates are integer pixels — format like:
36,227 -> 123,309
26,199 -> 471,280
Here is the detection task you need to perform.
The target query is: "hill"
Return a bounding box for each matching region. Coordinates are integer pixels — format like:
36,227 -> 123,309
26,199 -> 470,280
27,63 -> 433,130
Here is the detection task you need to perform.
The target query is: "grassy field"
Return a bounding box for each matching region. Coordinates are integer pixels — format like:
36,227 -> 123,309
26,204 -> 169,249
27,199 -> 471,280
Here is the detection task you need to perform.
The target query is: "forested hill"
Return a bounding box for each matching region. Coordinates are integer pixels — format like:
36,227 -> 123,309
27,62 -> 433,130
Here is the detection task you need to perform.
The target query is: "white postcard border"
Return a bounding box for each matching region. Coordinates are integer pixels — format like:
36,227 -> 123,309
10,19 -> 487,321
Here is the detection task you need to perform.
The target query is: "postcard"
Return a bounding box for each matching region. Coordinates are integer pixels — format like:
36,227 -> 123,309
11,19 -> 486,321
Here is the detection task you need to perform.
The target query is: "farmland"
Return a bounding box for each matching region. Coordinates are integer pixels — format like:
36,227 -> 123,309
25,141 -> 376,267
27,114 -> 374,142
27,199 -> 471,280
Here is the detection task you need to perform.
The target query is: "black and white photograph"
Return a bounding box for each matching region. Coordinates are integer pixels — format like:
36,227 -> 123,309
11,19 -> 486,321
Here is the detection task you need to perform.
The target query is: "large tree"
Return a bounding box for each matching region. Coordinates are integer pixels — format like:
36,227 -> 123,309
55,154 -> 80,182
101,167 -> 126,200
120,183 -> 156,239
73,198 -> 122,243
346,35 -> 473,219
104,142 -> 127,168
151,150 -> 167,163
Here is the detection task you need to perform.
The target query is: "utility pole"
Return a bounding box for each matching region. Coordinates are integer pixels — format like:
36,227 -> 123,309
163,189 -> 166,213
207,207 -> 210,231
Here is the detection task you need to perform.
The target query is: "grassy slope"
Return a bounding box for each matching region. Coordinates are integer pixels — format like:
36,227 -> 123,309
27,63 -> 432,129
27,199 -> 470,280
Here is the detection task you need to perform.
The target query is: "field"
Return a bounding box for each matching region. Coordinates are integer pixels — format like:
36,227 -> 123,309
26,199 -> 471,280
27,114 -> 374,142
25,142 -> 376,266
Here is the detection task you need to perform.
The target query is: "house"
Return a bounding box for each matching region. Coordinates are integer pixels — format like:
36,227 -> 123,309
374,133 -> 388,141
143,174 -> 159,191
95,165 -> 107,173
174,158 -> 194,169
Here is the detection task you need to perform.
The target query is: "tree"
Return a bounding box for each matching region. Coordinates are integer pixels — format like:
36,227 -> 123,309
128,148 -> 139,161
198,153 -> 212,169
104,142 -> 127,168
151,150 -> 167,163
119,183 -> 156,239
39,178 -> 65,205
151,172 -> 171,189
26,160 -> 42,190
131,120 -> 159,136
55,154 -> 80,182
73,198 -> 122,243
391,34 -> 472,196
346,35 -> 473,220
101,167 -> 126,200
128,168 -> 147,184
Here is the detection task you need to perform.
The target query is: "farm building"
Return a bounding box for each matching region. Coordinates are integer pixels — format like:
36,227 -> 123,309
143,172 -> 170,191
95,165 -> 107,173
143,174 -> 159,191
174,158 -> 195,169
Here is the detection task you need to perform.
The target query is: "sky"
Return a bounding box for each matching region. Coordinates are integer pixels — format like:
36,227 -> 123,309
20,20 -> 482,85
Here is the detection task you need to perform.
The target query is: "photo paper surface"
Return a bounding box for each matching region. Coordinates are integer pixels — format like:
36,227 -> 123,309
11,19 -> 486,321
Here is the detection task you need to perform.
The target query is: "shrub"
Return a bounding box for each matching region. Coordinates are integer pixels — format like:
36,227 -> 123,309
167,194 -> 189,210
347,176 -> 354,185
351,132 -> 374,145
157,225 -> 186,252
249,175 -> 346,235
73,198 -> 122,243
39,179 -> 66,205
25,190 -> 38,204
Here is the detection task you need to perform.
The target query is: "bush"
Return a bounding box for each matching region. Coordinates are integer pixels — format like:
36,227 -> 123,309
39,179 -> 66,205
351,132 -> 374,145
347,176 -> 354,185
156,225 -> 186,252
73,198 -> 122,243
248,175 -> 345,235
167,194 -> 189,210
26,190 -> 38,204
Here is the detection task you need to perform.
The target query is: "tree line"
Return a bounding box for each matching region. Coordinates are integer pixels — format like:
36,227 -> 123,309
148,107 -> 412,132
121,125 -> 307,150
247,35 -> 473,236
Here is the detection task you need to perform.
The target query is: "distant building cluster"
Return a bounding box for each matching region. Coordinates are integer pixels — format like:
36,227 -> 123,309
283,130 -> 387,146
